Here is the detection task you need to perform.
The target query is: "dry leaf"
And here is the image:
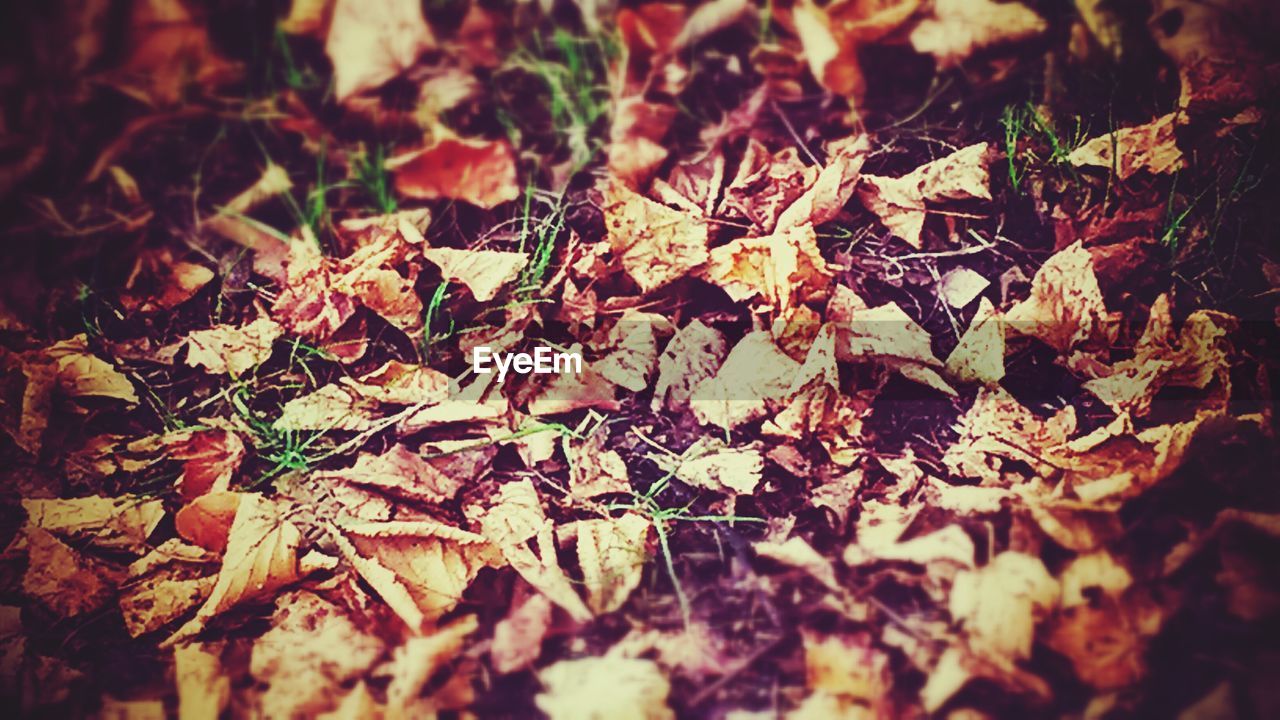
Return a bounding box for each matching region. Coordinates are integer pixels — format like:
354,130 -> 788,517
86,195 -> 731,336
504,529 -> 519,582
385,615 -> 479,715
251,590 -> 385,717
777,135 -> 872,232
705,224 -> 833,312
22,528 -> 116,618
792,631 -> 893,719
718,140 -> 817,233
22,494 -> 163,555
1004,241 -> 1117,356
423,247 -> 528,302
603,179 -> 709,293
175,491 -> 242,554
332,519 -> 500,630
755,536 -> 840,591
690,330 -> 802,431
313,444 -> 464,505
857,142 -> 993,249
175,642 -> 229,720
944,297 -> 1005,385
576,513 -> 651,615
651,320 -> 728,412
593,310 -> 668,393
167,429 -> 246,500
111,0 -> 239,106
951,552 -> 1059,662
1045,590 -> 1164,690
845,524 -> 976,568
169,495 -> 304,643
675,439 -> 765,495
119,539 -> 215,637
274,361 -> 450,432
909,0 -> 1047,67
326,0 -> 435,101
180,317 -> 282,376
608,97 -> 677,188
794,0 -> 924,101
942,387 -> 1075,485
393,135 -> 519,209
15,335 -> 139,453
1068,112 -> 1185,180
567,434 -> 632,499
537,657 -> 674,720
938,267 -> 990,309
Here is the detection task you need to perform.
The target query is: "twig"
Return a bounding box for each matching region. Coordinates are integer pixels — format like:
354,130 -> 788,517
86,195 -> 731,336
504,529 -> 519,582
771,100 -> 822,168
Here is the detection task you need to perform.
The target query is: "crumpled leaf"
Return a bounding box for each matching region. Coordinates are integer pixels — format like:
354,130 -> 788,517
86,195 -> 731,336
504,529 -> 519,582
705,224 -> 833,312
651,319 -> 728,412
274,360 -> 451,431
476,479 -> 593,622
250,590 -> 385,717
1004,241 -> 1118,357
857,142 -> 993,249
690,330 -> 802,431
828,287 -> 954,394
791,631 -> 894,719
111,0 -> 239,106
593,310 -> 669,393
942,386 -> 1075,485
718,140 -> 817,233
603,179 -> 709,293
118,539 -> 216,637
119,248 -> 215,314
393,135 -> 519,209
332,518 -> 501,630
777,135 -> 872,232
755,536 -> 840,591
22,527 -> 116,619
1046,586 -> 1168,690
536,657 -> 674,720
845,523 -> 976,568
567,433 -> 632,499
608,97 -> 677,189
423,247 -> 528,302
576,513 -> 651,615
175,642 -> 229,720
326,0 -> 435,102
168,495 -> 305,643
22,494 -> 164,555
384,615 -> 479,715
909,0 -> 1047,68
180,317 -> 282,376
167,428 -> 246,500
674,439 -> 765,495
1067,112 -> 1186,180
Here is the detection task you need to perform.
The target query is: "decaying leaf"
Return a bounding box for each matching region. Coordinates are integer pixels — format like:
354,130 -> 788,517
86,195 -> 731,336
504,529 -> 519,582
492,588 -> 553,674
384,615 -> 479,715
792,631 -> 894,719
22,527 -> 116,619
705,224 -> 833,312
794,0 -> 924,101
674,438 -> 765,496
423,247 -> 528,302
326,0 -> 435,101
567,433 -> 632,499
22,494 -> 164,555
857,142 -> 993,249
942,386 -> 1075,485
175,491 -> 242,554
537,657 -> 674,720
274,360 -> 451,431
944,297 -> 1005,385
951,552 -> 1059,662
393,135 -> 519,209
1004,241 -> 1118,357
651,320 -> 728,412
576,513 -> 651,615
690,330 -> 802,431
1068,112 -> 1186,180
180,317 -> 282,376
313,444 -> 465,505
603,179 -> 710,293
119,539 -> 215,637
167,429 -> 246,500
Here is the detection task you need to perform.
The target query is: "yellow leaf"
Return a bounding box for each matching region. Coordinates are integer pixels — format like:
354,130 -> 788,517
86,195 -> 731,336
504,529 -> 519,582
537,657 -> 674,720
909,0 -> 1047,67
119,540 -> 216,637
325,0 -> 435,101
576,513 -> 650,615
22,494 -> 164,555
603,179 -> 709,293
180,317 -> 282,376
174,642 -> 229,720
423,247 -> 529,302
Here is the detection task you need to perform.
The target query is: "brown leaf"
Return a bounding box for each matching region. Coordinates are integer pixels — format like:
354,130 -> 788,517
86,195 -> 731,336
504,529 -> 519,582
1004,241 -> 1118,357
423,247 -> 528,302
718,140 -> 817,233
492,587 -> 553,674
674,439 -> 765,495
175,491 -> 242,554
118,540 -> 216,637
651,320 -> 728,412
167,429 -> 246,500
250,590 -> 385,717
112,0 -> 239,106
608,98 -> 677,189
22,528 -> 116,618
274,360 -> 451,432
690,330 -> 802,431
944,297 -> 1005,385
1067,112 -> 1186,180
909,0 -> 1047,68
120,249 -> 215,314
325,0 -> 435,101
332,518 -> 500,630
384,615 -> 479,715
313,444 -> 465,505
567,434 -> 632,500
180,317 -> 282,376
1045,589 -> 1167,690
22,494 -> 164,555
793,631 -> 894,718
603,179 -> 709,293
776,135 -> 871,232
393,135 -> 519,209
950,552 -> 1059,662
856,142 -> 993,249
795,0 -> 924,101
705,224 -> 833,312
576,513 -> 651,615
942,387 -> 1075,485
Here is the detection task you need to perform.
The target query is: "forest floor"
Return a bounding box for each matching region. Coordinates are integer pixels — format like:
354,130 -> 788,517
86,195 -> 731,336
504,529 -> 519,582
1,0 -> 1279,717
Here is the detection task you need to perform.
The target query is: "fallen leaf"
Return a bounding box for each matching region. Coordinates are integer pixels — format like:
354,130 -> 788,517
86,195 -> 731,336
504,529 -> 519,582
537,657 -> 674,720
718,140 -> 817,234
792,631 -> 894,718
857,142 -> 993,249
1045,592 -> 1156,690
909,0 -> 1047,68
332,518 -> 500,630
274,360 -> 451,431
180,317 -> 282,376
112,0 -> 239,106
22,527 -> 116,618
794,0 -> 924,101
950,552 -> 1059,662
755,536 -> 840,591
705,224 -> 833,312
690,330 -> 802,431
119,249 -> 215,314
942,387 -> 1075,485
608,97 -> 677,188
845,524 -> 976,568
567,433 -> 632,499
119,540 -> 216,637
384,615 -> 479,715
174,642 -> 229,720
576,513 -> 651,614
603,179 -> 709,293
175,491 -> 242,554
593,310 -> 668,392
423,247 -> 529,302
674,439 -> 765,495
651,320 -> 728,412
325,0 -> 435,101
1004,241 -> 1117,357
938,267 -> 990,309
250,590 -> 385,717
393,135 -> 519,209
167,429 -> 246,500
22,494 -> 164,555
313,444 -> 465,505
169,495 -> 304,643
1068,112 -> 1186,180
944,297 -> 1005,385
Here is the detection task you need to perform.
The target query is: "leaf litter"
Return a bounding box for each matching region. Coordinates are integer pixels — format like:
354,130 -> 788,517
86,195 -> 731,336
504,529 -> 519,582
0,0 -> 1278,717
